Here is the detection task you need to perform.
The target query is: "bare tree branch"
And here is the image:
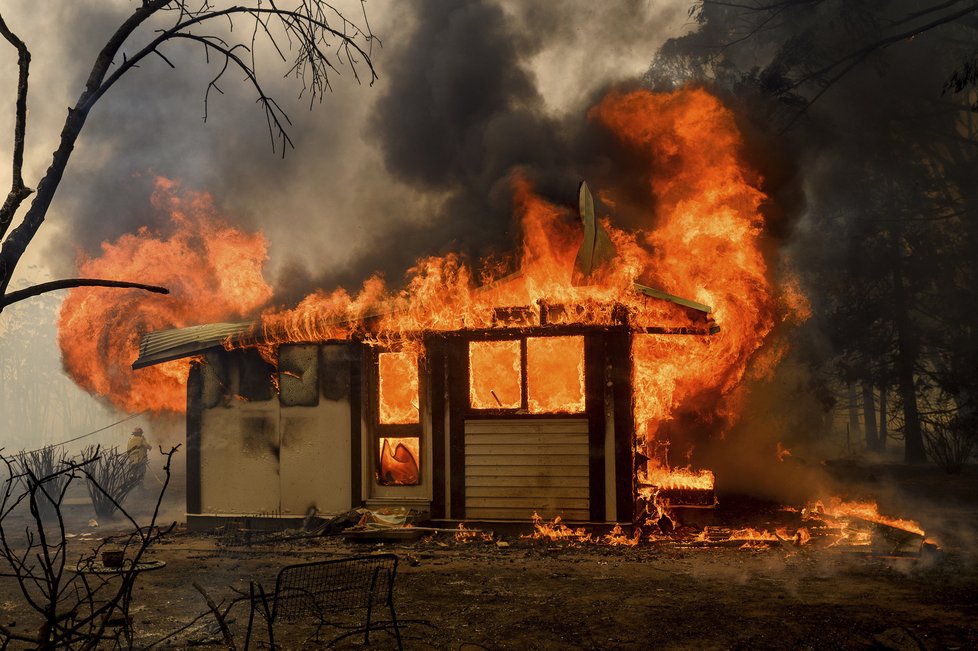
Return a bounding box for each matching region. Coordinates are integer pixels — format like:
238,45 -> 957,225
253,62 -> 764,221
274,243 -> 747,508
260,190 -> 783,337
696,0 -> 978,119
0,1 -> 377,315
1,278 -> 169,309
0,0 -> 171,305
0,14 -> 34,241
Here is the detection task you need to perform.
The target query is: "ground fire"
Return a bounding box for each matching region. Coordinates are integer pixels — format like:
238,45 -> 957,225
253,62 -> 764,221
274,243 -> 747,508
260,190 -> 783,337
58,86 -> 926,549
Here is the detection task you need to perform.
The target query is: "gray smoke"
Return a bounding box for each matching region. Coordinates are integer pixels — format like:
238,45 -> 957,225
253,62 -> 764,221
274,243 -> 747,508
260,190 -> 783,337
1,1 -> 687,306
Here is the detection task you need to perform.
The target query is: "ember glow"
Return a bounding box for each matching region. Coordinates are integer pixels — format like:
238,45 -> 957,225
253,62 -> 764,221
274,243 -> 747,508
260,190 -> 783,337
58,178 -> 272,413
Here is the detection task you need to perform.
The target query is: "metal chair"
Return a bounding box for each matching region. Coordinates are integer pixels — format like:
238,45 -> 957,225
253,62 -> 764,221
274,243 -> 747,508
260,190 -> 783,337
244,553 -> 402,649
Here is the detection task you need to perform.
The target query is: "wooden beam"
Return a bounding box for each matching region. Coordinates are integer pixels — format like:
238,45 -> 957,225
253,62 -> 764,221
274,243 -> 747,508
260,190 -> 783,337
349,344 -> 363,509
428,337 -> 447,519
185,362 -> 203,515
447,340 -> 467,519
585,334 -> 606,521
608,331 -> 635,523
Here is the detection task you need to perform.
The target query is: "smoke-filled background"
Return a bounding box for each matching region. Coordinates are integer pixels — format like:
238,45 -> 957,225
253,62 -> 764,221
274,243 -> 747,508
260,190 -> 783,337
0,0 -> 691,452
2,0 -> 977,510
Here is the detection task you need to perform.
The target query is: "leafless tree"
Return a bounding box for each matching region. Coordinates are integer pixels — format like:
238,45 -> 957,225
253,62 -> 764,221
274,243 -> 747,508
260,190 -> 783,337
80,445 -> 147,521
0,445 -> 180,649
0,1 -> 376,313
683,1 -> 978,117
13,444 -> 71,521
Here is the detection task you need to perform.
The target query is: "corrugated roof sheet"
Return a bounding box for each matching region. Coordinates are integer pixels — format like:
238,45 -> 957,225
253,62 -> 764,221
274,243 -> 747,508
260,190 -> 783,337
132,287 -> 715,370
131,321 -> 253,369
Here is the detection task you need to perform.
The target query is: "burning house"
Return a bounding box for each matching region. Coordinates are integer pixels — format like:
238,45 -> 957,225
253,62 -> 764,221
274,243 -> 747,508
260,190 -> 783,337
49,88 -> 802,536
133,181 -> 721,530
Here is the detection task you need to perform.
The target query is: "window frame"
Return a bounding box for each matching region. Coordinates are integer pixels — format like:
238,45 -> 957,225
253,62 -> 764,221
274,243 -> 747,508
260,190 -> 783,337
466,334 -> 586,417
370,347 -> 422,486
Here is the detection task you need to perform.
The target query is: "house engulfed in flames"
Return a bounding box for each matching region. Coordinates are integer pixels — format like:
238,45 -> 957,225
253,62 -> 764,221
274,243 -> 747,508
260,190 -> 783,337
134,182 -> 721,530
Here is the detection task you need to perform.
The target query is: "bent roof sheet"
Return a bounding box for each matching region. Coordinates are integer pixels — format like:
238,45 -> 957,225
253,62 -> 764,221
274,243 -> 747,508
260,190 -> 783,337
131,321 -> 253,369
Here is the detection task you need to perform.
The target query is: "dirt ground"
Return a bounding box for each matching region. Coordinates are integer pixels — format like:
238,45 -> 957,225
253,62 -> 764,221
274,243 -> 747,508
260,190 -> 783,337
2,463 -> 977,650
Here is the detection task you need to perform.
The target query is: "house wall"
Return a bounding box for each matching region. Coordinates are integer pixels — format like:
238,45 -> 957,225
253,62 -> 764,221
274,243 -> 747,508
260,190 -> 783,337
188,343 -> 359,522
462,418 -> 590,520
437,330 -> 634,523
185,330 -> 634,526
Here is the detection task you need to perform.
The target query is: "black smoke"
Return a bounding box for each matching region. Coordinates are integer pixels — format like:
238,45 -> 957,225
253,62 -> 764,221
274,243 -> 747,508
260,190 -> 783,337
10,1 -> 683,305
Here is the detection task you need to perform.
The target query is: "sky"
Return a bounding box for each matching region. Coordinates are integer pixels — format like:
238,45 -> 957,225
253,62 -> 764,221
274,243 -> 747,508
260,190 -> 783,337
0,0 -> 692,450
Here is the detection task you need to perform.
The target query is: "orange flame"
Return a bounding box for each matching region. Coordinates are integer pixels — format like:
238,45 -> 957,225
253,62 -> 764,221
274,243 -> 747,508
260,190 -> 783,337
58,178 -> 272,413
526,336 -> 585,414
469,340 -> 522,409
806,498 -> 925,537
378,352 -> 419,424
524,514 -> 641,547
592,89 -> 778,486
524,513 -> 594,543
378,438 -> 420,485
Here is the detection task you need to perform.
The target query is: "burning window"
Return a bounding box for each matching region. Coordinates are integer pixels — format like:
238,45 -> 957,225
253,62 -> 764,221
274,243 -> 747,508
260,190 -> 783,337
469,340 -> 522,409
527,336 -> 585,414
468,336 -> 585,414
376,351 -> 420,486
377,352 -> 419,424
378,437 -> 420,486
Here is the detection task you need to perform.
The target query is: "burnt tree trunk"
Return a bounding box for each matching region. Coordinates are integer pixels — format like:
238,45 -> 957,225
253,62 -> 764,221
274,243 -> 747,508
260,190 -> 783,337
862,380 -> 878,452
878,376 -> 888,452
847,379 -> 861,444
892,264 -> 926,463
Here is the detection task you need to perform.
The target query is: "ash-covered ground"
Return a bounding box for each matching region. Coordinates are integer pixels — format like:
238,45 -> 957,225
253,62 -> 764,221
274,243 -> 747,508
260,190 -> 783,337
1,463 -> 976,650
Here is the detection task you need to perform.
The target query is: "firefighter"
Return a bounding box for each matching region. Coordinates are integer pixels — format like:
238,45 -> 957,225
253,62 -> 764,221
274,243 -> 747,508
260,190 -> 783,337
126,427 -> 151,483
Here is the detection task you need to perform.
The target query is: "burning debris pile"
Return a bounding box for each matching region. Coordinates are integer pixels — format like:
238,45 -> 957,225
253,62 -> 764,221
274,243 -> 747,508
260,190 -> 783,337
519,498 -> 929,556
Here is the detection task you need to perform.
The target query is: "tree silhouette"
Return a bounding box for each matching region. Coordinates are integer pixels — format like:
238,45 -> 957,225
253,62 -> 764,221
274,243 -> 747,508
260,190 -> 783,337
0,1 -> 376,312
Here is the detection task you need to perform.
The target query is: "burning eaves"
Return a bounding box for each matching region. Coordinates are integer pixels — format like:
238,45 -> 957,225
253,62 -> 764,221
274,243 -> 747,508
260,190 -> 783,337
133,178 -> 718,370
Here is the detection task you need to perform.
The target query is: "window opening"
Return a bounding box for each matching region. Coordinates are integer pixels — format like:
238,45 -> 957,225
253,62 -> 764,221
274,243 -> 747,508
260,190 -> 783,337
469,340 -> 522,409
376,351 -> 420,486
468,336 -> 586,414
526,336 -> 585,414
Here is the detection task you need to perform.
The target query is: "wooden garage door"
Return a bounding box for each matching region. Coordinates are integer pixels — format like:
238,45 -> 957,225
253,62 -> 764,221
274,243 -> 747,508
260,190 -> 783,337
464,418 -> 589,520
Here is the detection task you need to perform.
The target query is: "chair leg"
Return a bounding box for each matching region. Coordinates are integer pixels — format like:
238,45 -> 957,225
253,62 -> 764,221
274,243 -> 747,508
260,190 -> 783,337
364,598 -> 374,645
388,600 -> 403,651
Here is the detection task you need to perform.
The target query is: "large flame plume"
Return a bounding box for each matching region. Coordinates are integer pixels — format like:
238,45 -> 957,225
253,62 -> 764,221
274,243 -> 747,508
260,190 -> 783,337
58,178 -> 273,413
590,89 -> 788,484
60,88 -> 798,472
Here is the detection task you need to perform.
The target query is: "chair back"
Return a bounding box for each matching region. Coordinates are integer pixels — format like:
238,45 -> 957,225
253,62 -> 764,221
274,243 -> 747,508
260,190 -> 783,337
271,554 -> 398,623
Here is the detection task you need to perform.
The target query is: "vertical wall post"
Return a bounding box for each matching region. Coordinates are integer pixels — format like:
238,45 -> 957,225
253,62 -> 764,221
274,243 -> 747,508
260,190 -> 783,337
428,337 -> 447,519
447,339 -> 467,519
349,344 -> 363,509
585,334 -> 607,521
186,361 -> 203,515
608,330 -> 635,523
